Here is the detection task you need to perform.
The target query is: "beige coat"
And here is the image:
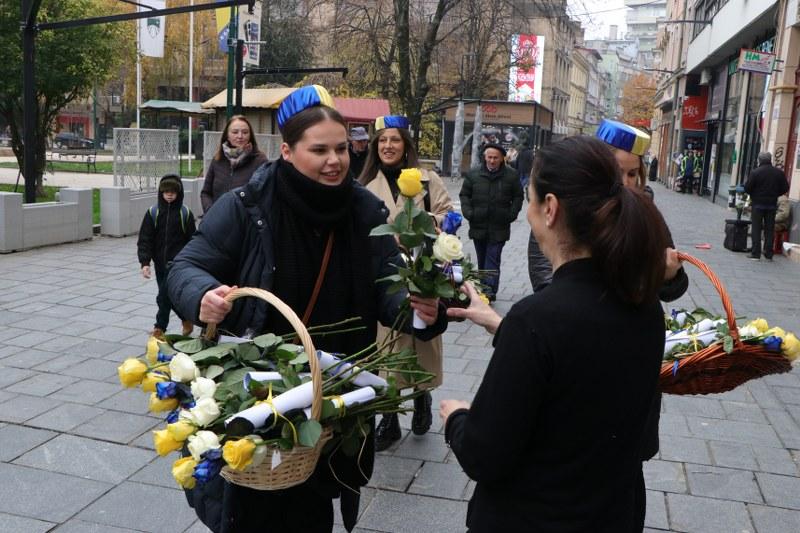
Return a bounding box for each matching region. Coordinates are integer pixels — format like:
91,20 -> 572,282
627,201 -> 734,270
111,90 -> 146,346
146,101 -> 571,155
365,169 -> 453,389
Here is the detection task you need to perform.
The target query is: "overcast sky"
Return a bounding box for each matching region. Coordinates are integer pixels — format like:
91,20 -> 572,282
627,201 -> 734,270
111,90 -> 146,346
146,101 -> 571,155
568,0 -> 627,41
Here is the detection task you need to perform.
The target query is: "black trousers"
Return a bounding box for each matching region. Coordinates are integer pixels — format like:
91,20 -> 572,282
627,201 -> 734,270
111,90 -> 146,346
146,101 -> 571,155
750,207 -> 777,259
155,266 -> 176,330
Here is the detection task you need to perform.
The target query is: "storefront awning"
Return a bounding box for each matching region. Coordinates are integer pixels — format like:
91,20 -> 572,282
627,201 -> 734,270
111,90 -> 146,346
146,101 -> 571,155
332,98 -> 391,123
201,88 -> 296,110
140,100 -> 214,115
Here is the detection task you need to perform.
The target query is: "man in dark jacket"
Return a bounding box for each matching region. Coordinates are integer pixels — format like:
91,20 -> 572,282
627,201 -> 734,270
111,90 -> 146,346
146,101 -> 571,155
515,144 -> 534,192
460,143 -> 524,301
137,174 -> 196,337
744,152 -> 790,260
348,126 -> 369,179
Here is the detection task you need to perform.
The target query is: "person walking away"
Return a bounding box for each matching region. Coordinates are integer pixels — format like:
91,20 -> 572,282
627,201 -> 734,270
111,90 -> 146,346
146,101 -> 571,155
137,174 -> 196,338
648,155 -> 658,182
679,151 -> 695,193
441,136 -> 670,532
358,115 -> 453,450
201,115 -> 267,214
348,126 -> 370,179
460,142 -> 523,301
744,152 -> 790,261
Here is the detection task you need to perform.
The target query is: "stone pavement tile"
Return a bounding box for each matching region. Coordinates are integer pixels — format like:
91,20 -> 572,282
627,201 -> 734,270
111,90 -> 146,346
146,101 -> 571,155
0,345 -> 18,358
0,366 -> 36,388
708,441 -> 758,470
65,339 -> 131,358
128,455 -> 177,489
0,394 -> 62,423
643,460 -> 687,494
442,357 -> 468,373
459,346 -> 493,361
685,416 -> 783,448
663,395 -> 725,419
333,487 -> 376,528
4,372 -> 79,396
764,372 -> 800,388
464,359 -> 489,378
658,412 -> 692,437
33,334 -> 86,352
0,348 -> 61,369
52,520 -> 139,532
0,311 -> 34,326
394,431 -> 449,463
0,463 -> 111,522
773,386 -> 800,405
72,411 -> 159,444
184,521 -> 213,533
50,379 -> 121,405
0,391 -> 13,404
8,315 -> 67,332
0,424 -> 56,462
367,455 -> 423,491
762,409 -> 800,450
3,330 -> 58,349
50,321 -> 104,337
454,334 -> 492,348
104,388 -> 151,415
658,435 -> 712,465
14,433 -> 153,484
109,302 -> 148,315
31,354 -> 86,373
0,513 -> 54,533
756,472 -> 800,510
748,504 -> 800,533
720,400 -> 768,424
60,359 -> 120,382
38,305 -> 86,319
26,403 -> 105,432
666,493 -> 753,533
408,461 -> 469,499
438,372 -> 477,392
87,299 -> 127,311
130,428 -> 157,450
84,326 -> 143,343
685,464 -> 762,504
752,445 -> 799,476
644,490 -> 669,530
76,481 -> 197,532
357,491 -> 468,533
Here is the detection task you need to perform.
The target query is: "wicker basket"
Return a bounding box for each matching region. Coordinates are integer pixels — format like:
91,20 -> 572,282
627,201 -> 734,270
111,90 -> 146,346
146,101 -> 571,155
206,287 -> 333,490
659,253 -> 792,395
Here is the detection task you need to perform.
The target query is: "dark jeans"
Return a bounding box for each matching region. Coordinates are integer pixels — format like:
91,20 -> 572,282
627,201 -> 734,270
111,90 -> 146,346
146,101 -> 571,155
155,266 -> 175,330
750,207 -> 777,259
474,240 -> 505,297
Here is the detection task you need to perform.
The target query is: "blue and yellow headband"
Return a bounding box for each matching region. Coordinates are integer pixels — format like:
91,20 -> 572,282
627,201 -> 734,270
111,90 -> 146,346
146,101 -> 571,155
277,85 -> 335,129
596,119 -> 650,156
374,115 -> 410,131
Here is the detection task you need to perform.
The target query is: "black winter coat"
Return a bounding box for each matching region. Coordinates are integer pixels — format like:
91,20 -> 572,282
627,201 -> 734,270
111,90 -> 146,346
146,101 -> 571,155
136,175 -> 196,271
460,163 -> 524,242
744,163 -> 789,208
446,259 -> 664,532
201,150 -> 268,214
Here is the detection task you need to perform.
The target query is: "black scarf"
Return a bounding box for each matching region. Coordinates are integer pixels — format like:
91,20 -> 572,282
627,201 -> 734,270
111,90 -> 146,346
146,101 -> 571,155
269,159 -> 373,357
379,164 -> 402,203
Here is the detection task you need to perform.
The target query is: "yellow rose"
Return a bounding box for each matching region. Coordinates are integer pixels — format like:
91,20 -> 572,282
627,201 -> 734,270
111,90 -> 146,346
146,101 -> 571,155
141,371 -> 169,393
397,168 -> 423,197
145,336 -> 160,365
149,393 -> 179,413
118,358 -> 148,388
222,438 -> 257,471
750,318 -> 769,334
153,428 -> 183,456
478,293 -> 490,305
432,233 -> 464,262
781,333 -> 800,361
171,457 -> 197,489
167,420 -> 197,442
767,327 -> 787,339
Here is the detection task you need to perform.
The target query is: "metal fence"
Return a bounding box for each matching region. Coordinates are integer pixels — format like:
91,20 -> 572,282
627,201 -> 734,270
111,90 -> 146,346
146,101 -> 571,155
113,128 -> 180,192
202,131 -> 282,177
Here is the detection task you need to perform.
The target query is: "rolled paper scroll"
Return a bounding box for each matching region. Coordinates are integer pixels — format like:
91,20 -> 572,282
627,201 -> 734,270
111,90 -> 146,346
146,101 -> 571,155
302,386 -> 377,420
225,380 -> 314,435
317,351 -> 388,389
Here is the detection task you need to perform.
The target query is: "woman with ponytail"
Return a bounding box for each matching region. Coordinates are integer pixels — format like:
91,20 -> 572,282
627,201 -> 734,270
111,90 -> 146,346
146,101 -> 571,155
440,136 -> 668,532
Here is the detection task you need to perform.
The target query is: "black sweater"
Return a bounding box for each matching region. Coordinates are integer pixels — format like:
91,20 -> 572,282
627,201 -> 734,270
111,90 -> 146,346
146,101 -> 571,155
744,163 -> 789,208
446,259 -> 664,532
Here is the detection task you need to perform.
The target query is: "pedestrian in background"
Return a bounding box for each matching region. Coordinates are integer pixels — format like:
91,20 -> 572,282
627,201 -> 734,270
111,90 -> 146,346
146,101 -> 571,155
745,152 -> 790,261
459,142 -> 523,301
137,174 -> 196,339
348,126 -> 370,179
200,115 -> 267,214
358,115 -> 453,450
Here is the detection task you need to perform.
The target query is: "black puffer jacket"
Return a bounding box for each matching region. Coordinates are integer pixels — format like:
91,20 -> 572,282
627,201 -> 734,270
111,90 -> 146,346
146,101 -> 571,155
460,163 -> 524,242
201,150 -> 268,214
136,175 -> 196,271
744,162 -> 789,208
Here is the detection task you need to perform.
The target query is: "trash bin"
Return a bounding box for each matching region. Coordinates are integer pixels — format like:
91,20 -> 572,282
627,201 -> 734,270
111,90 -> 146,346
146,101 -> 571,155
724,219 -> 750,252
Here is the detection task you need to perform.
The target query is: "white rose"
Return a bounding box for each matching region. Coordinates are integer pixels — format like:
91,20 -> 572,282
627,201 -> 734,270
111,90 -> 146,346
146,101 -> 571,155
187,430 -> 221,461
189,397 -> 221,427
738,325 -> 759,338
191,377 -> 217,400
432,233 -> 464,262
169,353 -> 199,383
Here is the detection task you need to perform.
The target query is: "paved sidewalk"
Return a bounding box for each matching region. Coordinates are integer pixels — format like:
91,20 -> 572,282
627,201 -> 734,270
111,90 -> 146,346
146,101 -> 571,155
0,179 -> 797,532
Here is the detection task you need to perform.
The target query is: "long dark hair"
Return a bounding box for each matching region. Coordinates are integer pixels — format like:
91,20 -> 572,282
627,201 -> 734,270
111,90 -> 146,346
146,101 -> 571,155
279,105 -> 347,147
531,136 -> 668,305
358,127 -> 419,185
214,115 -> 258,161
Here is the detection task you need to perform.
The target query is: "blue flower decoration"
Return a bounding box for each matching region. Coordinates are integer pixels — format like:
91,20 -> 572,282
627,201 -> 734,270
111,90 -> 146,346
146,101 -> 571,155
441,210 -> 463,235
204,448 -> 223,461
181,399 -> 196,409
193,458 -> 223,484
763,335 -> 783,352
157,352 -> 173,363
165,409 -> 180,424
156,381 -> 178,400
671,309 -> 678,320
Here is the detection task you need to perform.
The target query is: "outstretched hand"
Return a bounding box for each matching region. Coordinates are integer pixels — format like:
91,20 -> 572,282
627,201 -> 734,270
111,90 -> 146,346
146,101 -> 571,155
446,282 -> 502,335
409,295 -> 440,326
199,285 -> 238,325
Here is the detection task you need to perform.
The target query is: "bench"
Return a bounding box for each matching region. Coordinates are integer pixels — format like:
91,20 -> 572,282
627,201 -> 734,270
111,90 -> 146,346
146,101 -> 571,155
47,148 -> 97,173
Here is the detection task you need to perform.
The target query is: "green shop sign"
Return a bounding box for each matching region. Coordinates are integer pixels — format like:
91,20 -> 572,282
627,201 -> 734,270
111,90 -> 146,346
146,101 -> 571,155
738,48 -> 776,75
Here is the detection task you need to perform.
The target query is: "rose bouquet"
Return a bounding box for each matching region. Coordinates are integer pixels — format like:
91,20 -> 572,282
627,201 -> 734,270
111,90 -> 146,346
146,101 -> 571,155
369,168 -> 483,327
119,321 -> 434,490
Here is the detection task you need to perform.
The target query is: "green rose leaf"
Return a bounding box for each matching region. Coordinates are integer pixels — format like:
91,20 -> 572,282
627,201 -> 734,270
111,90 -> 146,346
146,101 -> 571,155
275,343 -> 303,361
723,335 -> 734,353
191,343 -> 237,364
297,419 -> 323,447
399,232 -> 424,249
253,333 -> 282,350
369,223 -> 398,237
205,365 -> 225,380
289,352 -> 309,365
236,343 -> 262,362
436,283 -> 455,298
221,367 -> 254,387
173,338 -> 206,354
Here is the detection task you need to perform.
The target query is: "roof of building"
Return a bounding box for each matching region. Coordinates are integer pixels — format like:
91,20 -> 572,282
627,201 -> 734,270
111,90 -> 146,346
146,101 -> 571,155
333,97 -> 391,123
140,100 -> 214,115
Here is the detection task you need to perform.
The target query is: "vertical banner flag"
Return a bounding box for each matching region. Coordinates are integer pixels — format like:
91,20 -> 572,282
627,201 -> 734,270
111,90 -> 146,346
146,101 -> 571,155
239,1 -> 262,66
216,0 -> 233,53
508,34 -> 544,103
138,0 -> 166,58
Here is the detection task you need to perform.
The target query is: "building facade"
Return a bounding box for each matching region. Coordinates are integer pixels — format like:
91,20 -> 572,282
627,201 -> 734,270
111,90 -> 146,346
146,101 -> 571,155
568,49 -> 589,135
625,0 -> 667,69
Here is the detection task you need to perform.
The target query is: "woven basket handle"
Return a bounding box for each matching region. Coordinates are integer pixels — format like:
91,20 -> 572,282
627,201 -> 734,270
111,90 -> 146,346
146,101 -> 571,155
675,252 -> 740,346
204,287 -> 322,421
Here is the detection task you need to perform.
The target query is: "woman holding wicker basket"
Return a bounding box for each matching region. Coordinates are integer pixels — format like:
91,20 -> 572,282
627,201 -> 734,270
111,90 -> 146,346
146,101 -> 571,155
168,85 -> 447,533
441,136 -> 670,532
